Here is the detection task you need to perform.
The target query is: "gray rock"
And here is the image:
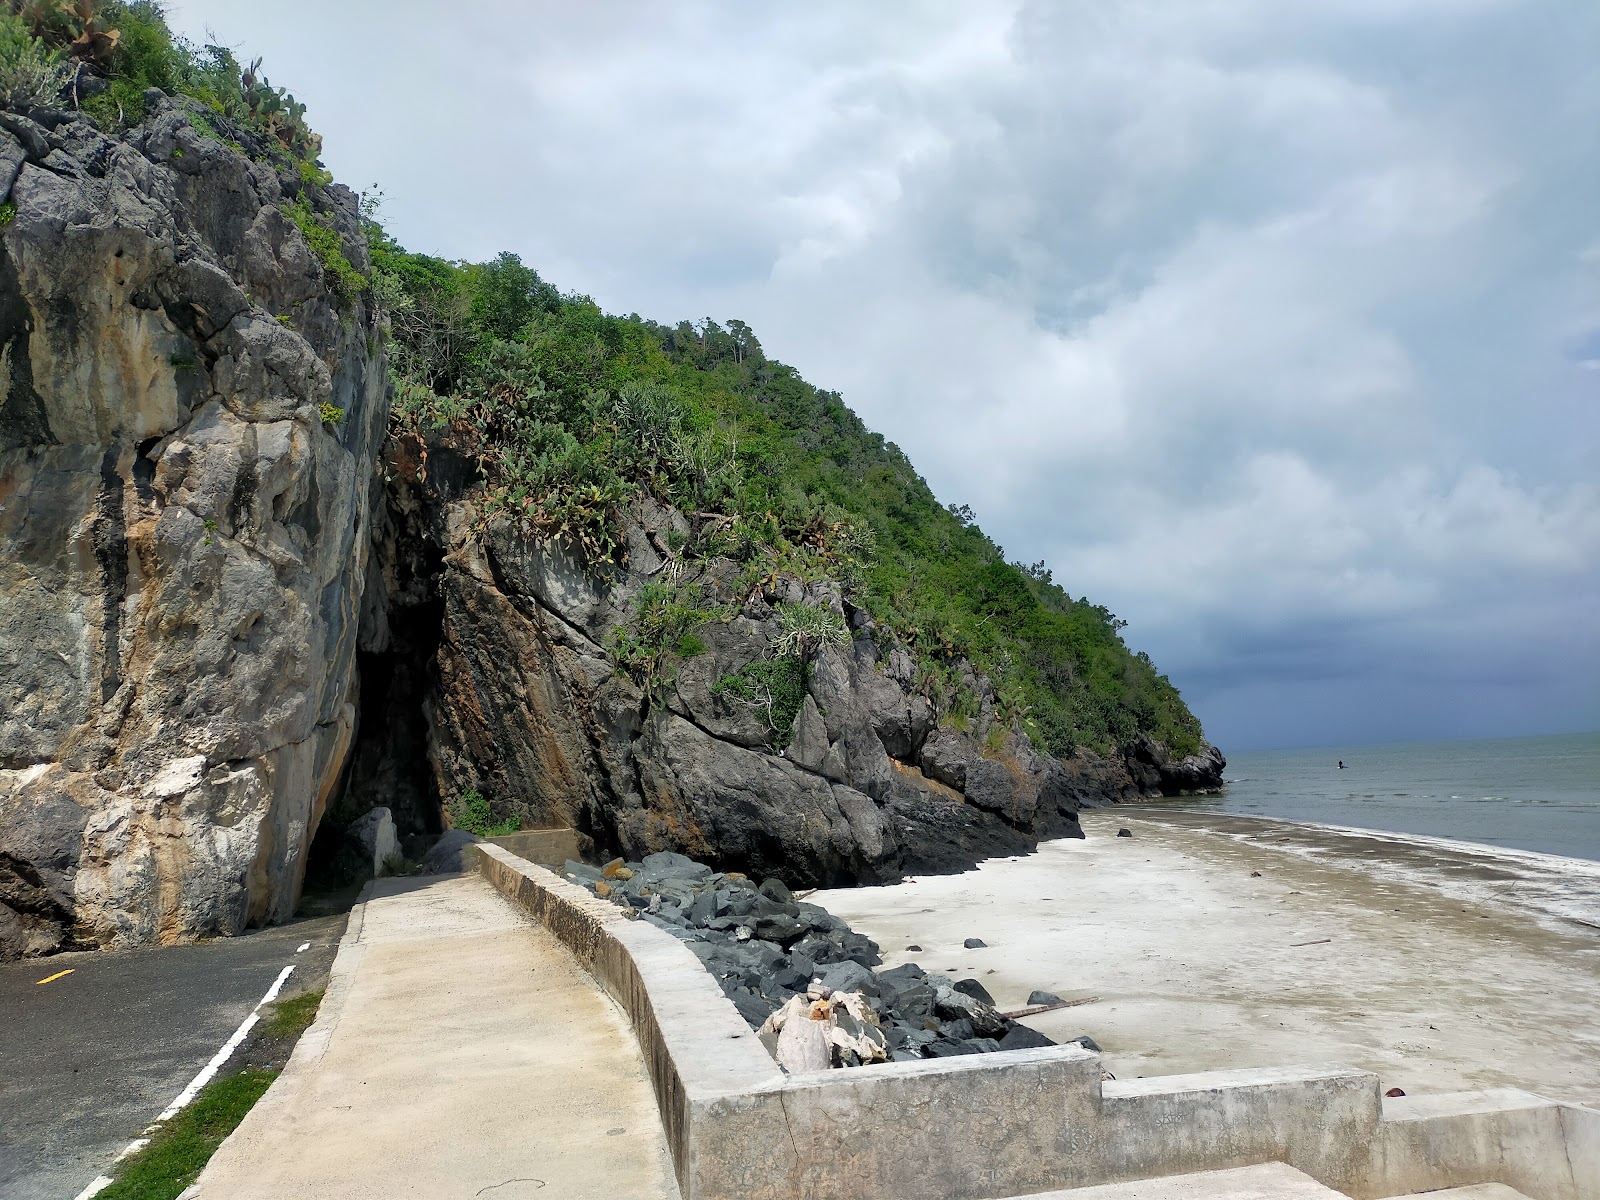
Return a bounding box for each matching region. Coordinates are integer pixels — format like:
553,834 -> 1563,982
963,758 -> 1020,816
563,860 -> 605,882
757,876 -> 795,906
687,888 -> 718,927
1117,828 -> 1133,838
963,937 -> 988,949
926,1039 -> 983,1057
1027,989 -> 1067,1007
730,989 -> 778,1027
640,851 -> 712,883
791,930 -> 848,965
423,829 -> 482,874
750,912 -> 809,945
952,977 -> 996,1006
998,1023 -> 1057,1051
817,959 -> 880,998
1068,1034 -> 1103,1053
787,695 -> 829,771
348,807 -> 399,876
932,984 -> 1008,1037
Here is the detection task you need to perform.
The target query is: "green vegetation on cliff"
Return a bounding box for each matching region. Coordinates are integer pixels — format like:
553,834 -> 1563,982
3,1 -> 1203,761
371,234 -> 1204,758
2,2 -> 323,159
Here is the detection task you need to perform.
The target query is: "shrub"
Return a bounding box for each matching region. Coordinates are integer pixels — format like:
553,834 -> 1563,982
449,787 -> 519,837
0,12 -> 70,110
772,601 -> 850,660
610,580 -> 726,695
284,198 -> 366,302
712,657 -> 808,747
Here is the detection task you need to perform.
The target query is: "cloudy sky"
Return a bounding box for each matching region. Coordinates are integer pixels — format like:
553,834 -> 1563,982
167,1 -> 1598,752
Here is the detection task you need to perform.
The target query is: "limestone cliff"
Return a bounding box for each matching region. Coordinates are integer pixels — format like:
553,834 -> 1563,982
0,94 -> 385,958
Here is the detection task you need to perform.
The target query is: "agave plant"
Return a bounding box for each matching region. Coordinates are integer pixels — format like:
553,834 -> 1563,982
59,0 -> 116,69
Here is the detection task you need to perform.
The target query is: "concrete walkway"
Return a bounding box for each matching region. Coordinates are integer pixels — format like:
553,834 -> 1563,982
194,873 -> 679,1199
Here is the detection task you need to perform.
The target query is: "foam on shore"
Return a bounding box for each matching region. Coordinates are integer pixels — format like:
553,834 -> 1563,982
813,809 -> 1600,1106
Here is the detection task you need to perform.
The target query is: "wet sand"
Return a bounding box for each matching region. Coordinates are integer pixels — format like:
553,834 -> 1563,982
813,808 -> 1600,1105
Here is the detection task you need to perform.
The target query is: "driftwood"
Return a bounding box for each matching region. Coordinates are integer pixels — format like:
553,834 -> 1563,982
1000,996 -> 1098,1019
1290,938 -> 1333,948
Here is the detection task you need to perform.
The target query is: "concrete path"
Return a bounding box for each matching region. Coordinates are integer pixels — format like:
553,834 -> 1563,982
194,872 -> 679,1200
0,912 -> 344,1200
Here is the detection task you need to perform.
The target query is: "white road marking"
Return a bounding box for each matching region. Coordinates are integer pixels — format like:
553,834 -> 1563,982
77,962 -> 298,1196
257,964 -> 295,1007
296,941 -> 311,953
154,1011 -> 261,1123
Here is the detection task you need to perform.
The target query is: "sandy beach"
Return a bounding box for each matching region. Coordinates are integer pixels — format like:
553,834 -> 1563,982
813,808 -> 1600,1106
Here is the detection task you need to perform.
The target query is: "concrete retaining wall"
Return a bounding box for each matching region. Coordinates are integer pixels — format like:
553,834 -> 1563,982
475,843 -> 1598,1200
485,827 -> 588,867
1362,1089 -> 1597,1200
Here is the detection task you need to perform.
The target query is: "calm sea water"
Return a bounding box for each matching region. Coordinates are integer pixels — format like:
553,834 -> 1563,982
1182,731 -> 1600,863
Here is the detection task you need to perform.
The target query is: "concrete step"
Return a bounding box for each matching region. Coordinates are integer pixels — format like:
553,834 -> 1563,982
1378,1186 -> 1535,1199
1011,1162 -> 1350,1198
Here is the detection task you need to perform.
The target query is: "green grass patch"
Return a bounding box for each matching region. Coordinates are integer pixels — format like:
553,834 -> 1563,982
96,1068 -> 279,1200
448,787 -> 519,837
260,988 -> 324,1041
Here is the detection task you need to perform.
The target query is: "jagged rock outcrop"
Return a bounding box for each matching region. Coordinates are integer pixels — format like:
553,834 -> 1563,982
367,449 -> 1223,886
0,95 -> 385,958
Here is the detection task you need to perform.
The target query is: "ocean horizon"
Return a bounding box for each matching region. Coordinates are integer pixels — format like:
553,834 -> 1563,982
1165,729 -> 1600,863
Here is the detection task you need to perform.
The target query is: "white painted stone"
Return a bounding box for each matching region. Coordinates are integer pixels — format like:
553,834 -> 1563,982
349,807 -> 398,876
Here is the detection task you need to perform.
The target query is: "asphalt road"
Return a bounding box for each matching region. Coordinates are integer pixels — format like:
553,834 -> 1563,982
0,911 -> 346,1200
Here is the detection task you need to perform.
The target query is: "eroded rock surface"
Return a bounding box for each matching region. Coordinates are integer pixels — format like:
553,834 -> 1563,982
368,450 -> 1224,886
0,96 -> 384,958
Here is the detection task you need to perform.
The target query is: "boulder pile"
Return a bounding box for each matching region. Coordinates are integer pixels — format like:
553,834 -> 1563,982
562,851 -> 1059,1069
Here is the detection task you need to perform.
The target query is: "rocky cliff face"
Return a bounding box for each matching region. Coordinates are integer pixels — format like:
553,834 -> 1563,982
357,438 -> 1223,888
0,95 -> 1222,961
0,95 -> 385,958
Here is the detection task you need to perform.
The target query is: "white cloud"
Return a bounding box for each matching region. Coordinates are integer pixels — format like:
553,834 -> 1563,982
167,0 -> 1600,748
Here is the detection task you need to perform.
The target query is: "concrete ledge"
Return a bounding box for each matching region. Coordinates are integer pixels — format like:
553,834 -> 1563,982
477,844 -> 1592,1200
1364,1089 -> 1588,1200
1102,1065 -> 1380,1194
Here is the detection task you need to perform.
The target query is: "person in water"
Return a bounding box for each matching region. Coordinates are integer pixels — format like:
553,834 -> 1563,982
1338,760 -> 1345,769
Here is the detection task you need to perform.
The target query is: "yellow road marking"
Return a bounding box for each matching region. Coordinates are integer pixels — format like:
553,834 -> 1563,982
35,968 -> 74,985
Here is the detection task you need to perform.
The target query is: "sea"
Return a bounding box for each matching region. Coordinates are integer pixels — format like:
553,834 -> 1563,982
1180,730 -> 1600,864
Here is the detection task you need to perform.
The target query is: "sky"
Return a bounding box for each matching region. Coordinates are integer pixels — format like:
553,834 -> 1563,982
165,0 -> 1599,753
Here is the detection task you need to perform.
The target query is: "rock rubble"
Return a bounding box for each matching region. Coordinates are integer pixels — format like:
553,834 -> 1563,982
565,850 -> 1058,1068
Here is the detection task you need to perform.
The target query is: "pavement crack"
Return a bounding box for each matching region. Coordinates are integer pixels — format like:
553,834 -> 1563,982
775,1086 -> 802,1181
475,1180 -> 544,1195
